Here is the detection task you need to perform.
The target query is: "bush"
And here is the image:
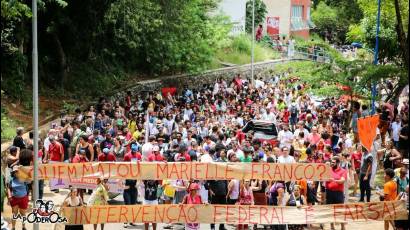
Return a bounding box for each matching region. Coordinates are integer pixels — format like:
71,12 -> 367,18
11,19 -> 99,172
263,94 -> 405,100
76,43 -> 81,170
1,107 -> 18,143
0,52 -> 28,100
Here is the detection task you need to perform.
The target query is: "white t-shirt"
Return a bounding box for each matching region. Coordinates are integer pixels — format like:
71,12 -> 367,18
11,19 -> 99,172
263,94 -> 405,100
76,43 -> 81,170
293,128 -> 309,139
255,80 -> 265,89
278,130 -> 294,148
141,142 -> 154,161
391,122 -> 401,142
200,154 -> 213,163
277,155 -> 296,164
227,148 -> 244,160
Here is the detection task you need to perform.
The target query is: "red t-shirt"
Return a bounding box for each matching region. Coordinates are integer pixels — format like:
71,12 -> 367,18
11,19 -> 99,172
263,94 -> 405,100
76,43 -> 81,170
123,151 -> 142,162
147,153 -> 164,162
98,153 -> 116,162
326,167 -> 347,192
282,110 -> 290,123
236,130 -> 246,144
175,153 -> 191,162
72,155 -> 89,163
49,142 -> 64,161
323,151 -> 332,161
351,151 -> 362,169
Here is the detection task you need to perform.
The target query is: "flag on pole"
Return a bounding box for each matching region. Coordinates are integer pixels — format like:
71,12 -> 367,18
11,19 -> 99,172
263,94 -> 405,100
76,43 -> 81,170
357,114 -> 380,151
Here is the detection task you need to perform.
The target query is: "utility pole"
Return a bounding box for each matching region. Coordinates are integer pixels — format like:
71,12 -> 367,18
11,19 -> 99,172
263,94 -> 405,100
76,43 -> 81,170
372,0 -> 381,114
251,0 -> 255,86
32,0 -> 39,229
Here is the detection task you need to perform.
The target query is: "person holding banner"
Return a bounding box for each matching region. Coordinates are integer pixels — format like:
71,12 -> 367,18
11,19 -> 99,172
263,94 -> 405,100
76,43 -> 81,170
143,180 -> 159,230
376,168 -> 398,230
238,179 -> 254,230
181,183 -> 205,230
63,188 -> 84,230
326,156 -> 347,230
87,177 -> 109,230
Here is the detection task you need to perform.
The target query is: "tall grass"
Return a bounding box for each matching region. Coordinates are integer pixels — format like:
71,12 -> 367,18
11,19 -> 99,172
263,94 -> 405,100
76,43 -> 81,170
1,108 -> 18,143
215,34 -> 281,65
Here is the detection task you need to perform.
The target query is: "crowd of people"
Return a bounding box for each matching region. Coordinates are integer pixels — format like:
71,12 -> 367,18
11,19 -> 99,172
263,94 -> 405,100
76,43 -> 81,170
2,69 -> 409,230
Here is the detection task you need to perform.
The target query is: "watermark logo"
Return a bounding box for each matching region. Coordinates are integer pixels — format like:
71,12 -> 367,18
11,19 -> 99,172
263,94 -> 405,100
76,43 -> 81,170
12,200 -> 67,224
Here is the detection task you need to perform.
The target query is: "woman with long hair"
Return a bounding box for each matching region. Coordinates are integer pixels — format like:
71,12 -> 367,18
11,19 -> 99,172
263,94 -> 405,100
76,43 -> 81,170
87,177 -> 109,230
63,188 -> 84,230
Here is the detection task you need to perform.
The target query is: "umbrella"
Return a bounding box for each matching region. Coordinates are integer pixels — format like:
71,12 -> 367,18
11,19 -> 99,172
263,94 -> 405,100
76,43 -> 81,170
351,42 -> 363,48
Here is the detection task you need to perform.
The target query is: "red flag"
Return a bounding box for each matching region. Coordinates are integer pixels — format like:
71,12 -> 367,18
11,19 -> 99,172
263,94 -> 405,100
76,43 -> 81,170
357,114 -> 380,151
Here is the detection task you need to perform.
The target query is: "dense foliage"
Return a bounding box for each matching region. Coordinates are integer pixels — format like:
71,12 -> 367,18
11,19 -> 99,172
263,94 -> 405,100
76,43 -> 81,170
346,0 -> 409,67
245,0 -> 267,34
1,0 -> 234,99
311,0 -> 363,44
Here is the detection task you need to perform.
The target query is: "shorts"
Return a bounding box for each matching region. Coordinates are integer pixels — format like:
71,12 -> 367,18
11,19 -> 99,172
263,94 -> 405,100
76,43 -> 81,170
326,190 -> 344,204
10,196 -> 29,209
143,199 -> 158,205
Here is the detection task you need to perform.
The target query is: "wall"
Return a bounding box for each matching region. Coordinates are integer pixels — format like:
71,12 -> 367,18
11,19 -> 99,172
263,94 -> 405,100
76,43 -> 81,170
291,29 -> 309,39
109,59 -> 302,102
290,0 -> 311,39
263,0 -> 291,37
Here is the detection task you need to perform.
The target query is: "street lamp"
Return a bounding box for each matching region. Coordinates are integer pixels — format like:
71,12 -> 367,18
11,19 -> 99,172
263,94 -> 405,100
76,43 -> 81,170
32,0 -> 39,229
372,0 -> 381,114
251,0 -> 255,86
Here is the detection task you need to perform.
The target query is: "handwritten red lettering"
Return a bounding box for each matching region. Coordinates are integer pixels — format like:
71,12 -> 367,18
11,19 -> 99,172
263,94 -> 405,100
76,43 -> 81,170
262,163 -> 272,180
367,203 -> 381,220
303,164 -> 314,180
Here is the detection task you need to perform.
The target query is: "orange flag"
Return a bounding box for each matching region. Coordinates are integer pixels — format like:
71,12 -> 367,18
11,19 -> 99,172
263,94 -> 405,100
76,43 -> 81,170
357,114 -> 380,151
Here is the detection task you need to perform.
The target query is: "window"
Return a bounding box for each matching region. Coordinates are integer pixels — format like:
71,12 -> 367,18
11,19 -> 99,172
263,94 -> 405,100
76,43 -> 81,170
291,5 -> 309,31
306,6 -> 316,28
291,5 -> 303,19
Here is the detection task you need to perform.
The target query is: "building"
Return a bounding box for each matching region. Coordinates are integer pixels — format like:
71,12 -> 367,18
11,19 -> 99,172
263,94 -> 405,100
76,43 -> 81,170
263,0 -> 314,39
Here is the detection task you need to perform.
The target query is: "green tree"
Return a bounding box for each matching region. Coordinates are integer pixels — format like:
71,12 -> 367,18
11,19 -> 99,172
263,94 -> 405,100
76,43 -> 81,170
311,1 -> 362,44
245,0 -> 267,34
311,2 -> 339,42
347,0 -> 408,66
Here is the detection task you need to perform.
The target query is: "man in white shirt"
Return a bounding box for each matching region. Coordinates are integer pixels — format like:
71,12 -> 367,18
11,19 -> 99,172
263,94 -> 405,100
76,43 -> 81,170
278,124 -> 294,149
255,79 -> 265,89
339,130 -> 353,150
44,129 -> 57,153
227,138 -> 244,160
183,104 -> 193,121
202,136 -> 215,152
277,147 -> 295,163
263,110 -> 277,123
293,121 -> 309,139
391,116 -> 402,147
200,147 -> 214,163
141,136 -> 155,161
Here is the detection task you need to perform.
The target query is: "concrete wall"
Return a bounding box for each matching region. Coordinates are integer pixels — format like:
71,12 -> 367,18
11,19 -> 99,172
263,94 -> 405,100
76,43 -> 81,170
263,0 -> 291,37
109,59 -> 302,102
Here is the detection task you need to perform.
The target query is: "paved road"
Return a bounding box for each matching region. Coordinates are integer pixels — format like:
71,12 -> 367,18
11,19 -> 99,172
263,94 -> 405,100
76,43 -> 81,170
1,185 -> 386,230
